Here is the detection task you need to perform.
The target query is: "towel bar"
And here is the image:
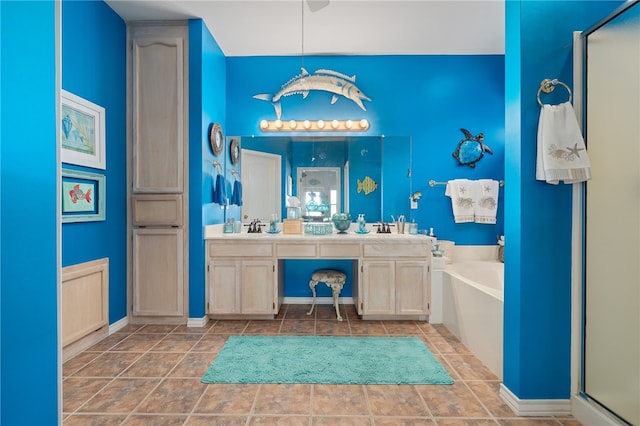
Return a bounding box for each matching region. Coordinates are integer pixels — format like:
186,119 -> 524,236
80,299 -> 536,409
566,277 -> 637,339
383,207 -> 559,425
537,78 -> 572,106
429,179 -> 504,187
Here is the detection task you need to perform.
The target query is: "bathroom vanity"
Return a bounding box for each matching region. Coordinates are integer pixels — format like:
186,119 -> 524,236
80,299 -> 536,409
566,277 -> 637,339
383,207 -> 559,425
204,225 -> 433,320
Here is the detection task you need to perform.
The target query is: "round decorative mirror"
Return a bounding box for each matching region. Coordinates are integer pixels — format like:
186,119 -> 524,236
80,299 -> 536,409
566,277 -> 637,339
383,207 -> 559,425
209,122 -> 223,156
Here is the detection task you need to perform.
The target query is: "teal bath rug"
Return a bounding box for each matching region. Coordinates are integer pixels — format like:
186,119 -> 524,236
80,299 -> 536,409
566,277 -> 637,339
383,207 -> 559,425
201,335 -> 454,385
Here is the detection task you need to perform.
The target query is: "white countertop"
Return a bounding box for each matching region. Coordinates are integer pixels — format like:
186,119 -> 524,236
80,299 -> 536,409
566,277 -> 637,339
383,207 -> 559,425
204,224 -> 433,242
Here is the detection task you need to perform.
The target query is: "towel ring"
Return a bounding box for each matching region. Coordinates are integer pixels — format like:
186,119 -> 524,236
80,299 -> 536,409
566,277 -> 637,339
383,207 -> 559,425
537,78 -> 572,106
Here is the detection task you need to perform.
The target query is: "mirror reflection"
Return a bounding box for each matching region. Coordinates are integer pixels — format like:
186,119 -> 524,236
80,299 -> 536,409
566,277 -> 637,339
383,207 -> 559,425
239,135 -> 411,223
297,167 -> 341,221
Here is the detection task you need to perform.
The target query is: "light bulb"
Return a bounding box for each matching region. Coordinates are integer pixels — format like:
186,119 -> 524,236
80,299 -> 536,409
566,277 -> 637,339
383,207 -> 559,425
260,120 -> 268,129
275,119 -> 283,129
303,120 -> 311,129
289,120 -> 297,129
345,120 -> 353,129
359,119 -> 369,129
331,120 -> 339,129
317,120 -> 325,129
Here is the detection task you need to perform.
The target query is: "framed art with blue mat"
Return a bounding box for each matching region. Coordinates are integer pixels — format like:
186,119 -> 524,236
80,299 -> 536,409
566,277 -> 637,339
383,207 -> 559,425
201,336 -> 454,385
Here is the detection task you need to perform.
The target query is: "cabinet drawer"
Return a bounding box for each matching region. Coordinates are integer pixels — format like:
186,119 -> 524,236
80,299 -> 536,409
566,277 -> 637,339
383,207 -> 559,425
277,243 -> 317,258
208,241 -> 273,258
319,243 -> 360,258
132,194 -> 183,226
363,243 -> 428,258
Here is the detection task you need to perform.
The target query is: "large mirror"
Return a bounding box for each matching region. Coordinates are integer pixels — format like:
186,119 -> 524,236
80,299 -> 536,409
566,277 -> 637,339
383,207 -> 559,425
238,135 -> 412,223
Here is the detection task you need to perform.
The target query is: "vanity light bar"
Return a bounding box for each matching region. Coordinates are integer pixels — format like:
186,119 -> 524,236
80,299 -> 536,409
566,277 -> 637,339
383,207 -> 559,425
259,119 -> 370,132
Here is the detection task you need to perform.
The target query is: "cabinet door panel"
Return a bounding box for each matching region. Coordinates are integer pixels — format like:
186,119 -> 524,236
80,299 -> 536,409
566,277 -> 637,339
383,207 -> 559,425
132,35 -> 184,193
395,261 -> 429,315
362,261 -> 395,315
241,261 -> 274,314
208,260 -> 240,314
132,228 -> 184,316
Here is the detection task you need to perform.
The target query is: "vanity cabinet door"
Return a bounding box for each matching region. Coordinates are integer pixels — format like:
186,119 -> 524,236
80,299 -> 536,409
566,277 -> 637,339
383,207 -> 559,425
362,261 -> 396,315
241,261 -> 275,314
207,260 -> 241,314
395,261 -> 429,315
207,260 -> 275,315
132,228 -> 184,317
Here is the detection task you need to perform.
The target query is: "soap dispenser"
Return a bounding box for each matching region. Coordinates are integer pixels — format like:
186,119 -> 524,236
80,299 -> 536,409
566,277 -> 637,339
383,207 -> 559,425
357,214 -> 366,233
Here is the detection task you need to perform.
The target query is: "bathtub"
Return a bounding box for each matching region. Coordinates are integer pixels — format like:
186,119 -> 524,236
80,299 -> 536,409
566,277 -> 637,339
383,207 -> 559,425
441,254 -> 504,380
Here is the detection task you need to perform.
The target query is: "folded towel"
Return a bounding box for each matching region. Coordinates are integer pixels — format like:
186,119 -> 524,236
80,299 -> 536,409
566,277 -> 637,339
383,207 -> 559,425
474,179 -> 499,224
445,179 -> 475,223
536,101 -> 591,184
230,180 -> 243,206
213,174 -> 228,205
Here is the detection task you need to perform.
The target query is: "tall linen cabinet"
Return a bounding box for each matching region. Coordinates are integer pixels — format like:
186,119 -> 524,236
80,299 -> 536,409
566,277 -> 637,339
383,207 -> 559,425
127,22 -> 189,324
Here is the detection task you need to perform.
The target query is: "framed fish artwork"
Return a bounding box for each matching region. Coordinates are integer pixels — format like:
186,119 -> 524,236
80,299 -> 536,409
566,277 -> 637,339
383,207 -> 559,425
61,168 -> 106,223
61,90 -> 106,170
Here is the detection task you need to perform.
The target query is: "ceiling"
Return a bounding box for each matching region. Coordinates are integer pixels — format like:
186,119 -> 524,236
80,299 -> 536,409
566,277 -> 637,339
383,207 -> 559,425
105,0 -> 505,56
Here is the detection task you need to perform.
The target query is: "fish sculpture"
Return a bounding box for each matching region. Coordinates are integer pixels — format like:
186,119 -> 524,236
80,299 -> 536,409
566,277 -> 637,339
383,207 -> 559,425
69,184 -> 92,204
357,176 -> 378,195
254,68 -> 372,120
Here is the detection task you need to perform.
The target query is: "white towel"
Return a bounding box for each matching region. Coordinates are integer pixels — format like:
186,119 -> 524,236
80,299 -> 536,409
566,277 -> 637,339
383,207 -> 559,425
445,179 -> 475,223
474,179 -> 499,224
536,101 -> 591,184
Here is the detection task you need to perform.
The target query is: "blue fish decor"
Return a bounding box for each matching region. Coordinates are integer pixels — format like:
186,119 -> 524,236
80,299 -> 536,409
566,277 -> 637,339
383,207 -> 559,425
254,68 -> 371,120
452,128 -> 493,168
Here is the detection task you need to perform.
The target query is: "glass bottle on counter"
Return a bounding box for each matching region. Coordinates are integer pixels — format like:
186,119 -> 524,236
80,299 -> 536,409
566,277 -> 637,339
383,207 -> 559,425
357,214 -> 366,233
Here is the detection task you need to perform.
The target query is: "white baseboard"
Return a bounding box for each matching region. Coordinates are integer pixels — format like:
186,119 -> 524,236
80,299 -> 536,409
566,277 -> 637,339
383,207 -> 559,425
187,316 -> 210,328
108,316 -> 128,334
500,384 -> 571,416
572,394 -> 626,426
283,296 -> 354,304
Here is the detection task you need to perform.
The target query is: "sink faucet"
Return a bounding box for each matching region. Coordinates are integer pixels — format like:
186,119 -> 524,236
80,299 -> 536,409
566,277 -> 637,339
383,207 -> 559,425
376,222 -> 392,233
247,219 -> 263,233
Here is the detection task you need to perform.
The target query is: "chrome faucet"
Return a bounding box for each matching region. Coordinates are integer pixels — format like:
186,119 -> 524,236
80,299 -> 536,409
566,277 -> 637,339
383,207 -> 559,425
247,219 -> 263,233
376,222 -> 392,233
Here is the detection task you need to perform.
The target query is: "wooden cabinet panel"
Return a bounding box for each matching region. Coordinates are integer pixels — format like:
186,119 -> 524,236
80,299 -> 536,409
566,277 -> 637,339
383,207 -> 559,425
319,243 -> 361,258
363,243 -> 429,258
132,228 -> 184,317
208,260 -> 240,314
395,261 -> 429,315
277,243 -> 317,258
241,261 -> 275,314
208,241 -> 273,258
128,23 -> 189,323
207,259 -> 275,316
362,261 -> 395,315
131,34 -> 185,193
132,194 -> 183,226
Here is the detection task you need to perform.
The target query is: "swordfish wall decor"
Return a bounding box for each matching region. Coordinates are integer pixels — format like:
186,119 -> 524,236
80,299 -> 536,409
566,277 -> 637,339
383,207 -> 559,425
253,68 -> 372,120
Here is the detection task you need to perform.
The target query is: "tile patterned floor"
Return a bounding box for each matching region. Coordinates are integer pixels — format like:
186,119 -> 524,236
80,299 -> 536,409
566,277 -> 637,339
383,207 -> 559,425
63,304 -> 582,425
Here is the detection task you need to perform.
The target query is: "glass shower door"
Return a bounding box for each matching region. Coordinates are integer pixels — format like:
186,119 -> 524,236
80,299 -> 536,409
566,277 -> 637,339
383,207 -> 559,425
583,3 -> 640,424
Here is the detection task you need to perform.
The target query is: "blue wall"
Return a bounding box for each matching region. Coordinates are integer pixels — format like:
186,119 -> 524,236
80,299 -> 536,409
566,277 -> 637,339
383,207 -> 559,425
1,1 -> 59,423
226,55 -> 506,245
503,0 -> 624,400
226,55 -> 505,297
190,20 -> 227,318
61,0 -> 126,323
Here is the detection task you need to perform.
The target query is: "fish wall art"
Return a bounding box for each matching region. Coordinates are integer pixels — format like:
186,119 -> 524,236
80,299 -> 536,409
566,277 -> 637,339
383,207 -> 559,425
254,68 -> 371,120
356,176 -> 378,195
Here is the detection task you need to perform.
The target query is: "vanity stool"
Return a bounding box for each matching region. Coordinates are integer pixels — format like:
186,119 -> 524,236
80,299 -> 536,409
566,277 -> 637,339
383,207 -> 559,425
306,269 -> 346,321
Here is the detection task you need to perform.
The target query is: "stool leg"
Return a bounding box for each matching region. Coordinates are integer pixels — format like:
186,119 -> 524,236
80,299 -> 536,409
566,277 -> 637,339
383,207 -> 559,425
331,285 -> 343,321
307,280 -> 317,316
